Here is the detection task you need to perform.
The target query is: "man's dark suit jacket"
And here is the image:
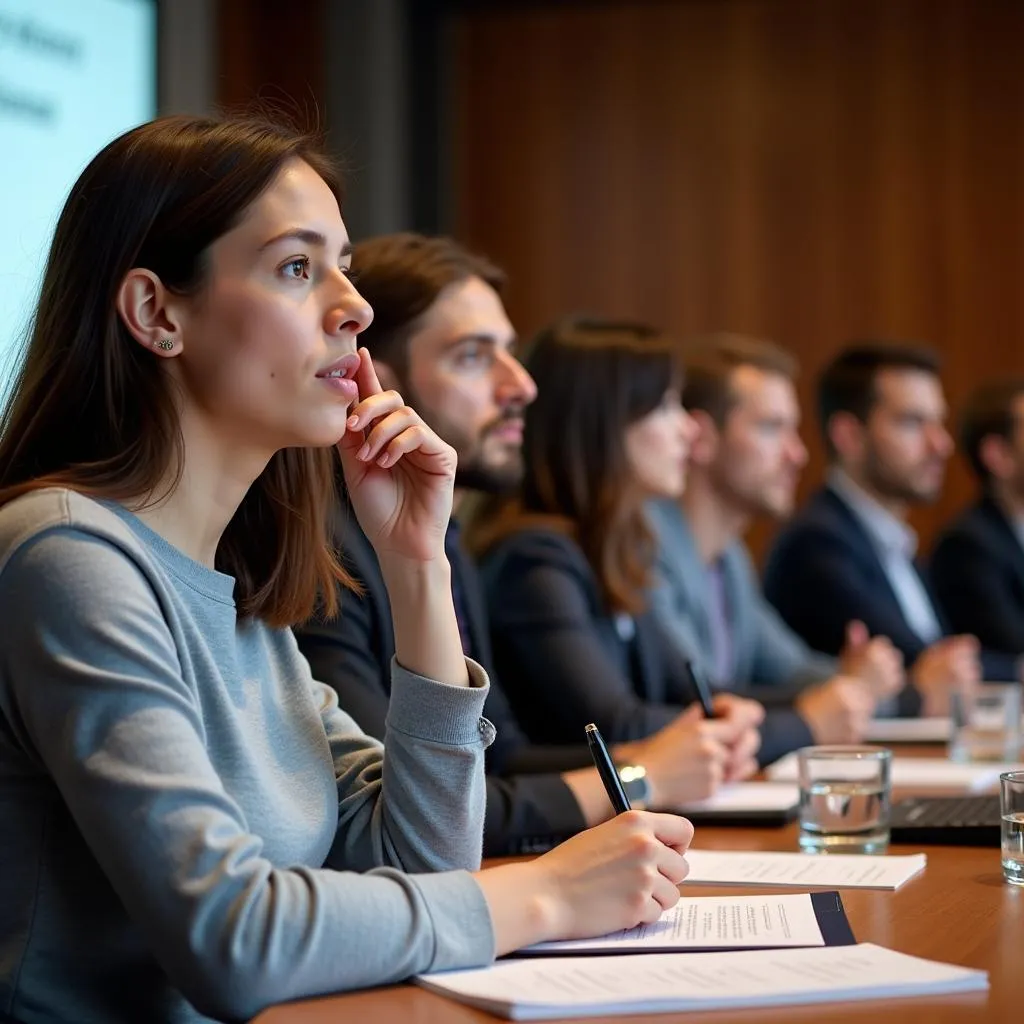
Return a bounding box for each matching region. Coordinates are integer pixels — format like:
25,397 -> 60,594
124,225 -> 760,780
293,507 -> 587,857
931,495 -> 1024,659
763,487 -> 1019,695
479,527 -> 813,767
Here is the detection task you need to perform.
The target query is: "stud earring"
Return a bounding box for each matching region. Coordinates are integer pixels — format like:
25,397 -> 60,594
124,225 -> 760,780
155,339 -> 175,351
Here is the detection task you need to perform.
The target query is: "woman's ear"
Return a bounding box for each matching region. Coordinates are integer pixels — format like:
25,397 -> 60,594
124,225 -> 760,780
116,268 -> 183,357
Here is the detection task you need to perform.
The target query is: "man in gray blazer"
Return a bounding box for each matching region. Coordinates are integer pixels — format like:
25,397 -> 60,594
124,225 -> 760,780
650,335 -> 905,746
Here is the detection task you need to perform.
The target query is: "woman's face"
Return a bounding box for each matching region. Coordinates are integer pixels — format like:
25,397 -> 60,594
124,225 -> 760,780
171,157 -> 373,453
624,389 -> 697,499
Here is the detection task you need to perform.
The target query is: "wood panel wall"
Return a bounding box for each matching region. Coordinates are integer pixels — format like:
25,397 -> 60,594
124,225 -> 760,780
216,0 -> 326,123
450,0 -> 1024,556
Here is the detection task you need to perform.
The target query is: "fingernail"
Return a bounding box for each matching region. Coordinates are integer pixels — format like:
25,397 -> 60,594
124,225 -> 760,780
377,452 -> 391,467
347,415 -> 360,429
357,443 -> 370,461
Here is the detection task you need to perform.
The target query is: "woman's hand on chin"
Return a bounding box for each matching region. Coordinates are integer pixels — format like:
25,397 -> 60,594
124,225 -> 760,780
336,348 -> 457,565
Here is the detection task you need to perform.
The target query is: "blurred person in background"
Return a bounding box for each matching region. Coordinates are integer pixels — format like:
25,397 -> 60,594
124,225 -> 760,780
931,380 -> 1024,663
648,334 -> 904,753
765,344 -> 1019,715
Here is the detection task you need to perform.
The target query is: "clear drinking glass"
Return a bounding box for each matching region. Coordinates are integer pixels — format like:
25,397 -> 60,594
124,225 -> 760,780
1001,770 -> 1024,885
949,684 -> 1022,764
798,746 -> 892,854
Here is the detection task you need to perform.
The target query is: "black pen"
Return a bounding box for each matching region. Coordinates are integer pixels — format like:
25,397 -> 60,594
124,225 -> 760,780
683,659 -> 717,719
585,723 -> 631,813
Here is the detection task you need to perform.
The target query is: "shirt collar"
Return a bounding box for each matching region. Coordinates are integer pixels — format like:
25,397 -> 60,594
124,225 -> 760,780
828,468 -> 919,559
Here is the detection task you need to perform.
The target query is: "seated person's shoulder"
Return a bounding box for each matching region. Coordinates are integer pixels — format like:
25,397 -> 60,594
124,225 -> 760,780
645,498 -> 683,537
1,486 -> 100,543
482,524 -> 590,579
0,487 -> 143,570
774,490 -> 857,550
933,500 -> 1006,560
0,491 -> 161,647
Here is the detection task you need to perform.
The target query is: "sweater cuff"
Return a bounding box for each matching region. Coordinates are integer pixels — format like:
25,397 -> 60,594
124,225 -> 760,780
387,656 -> 494,747
408,869 -> 497,972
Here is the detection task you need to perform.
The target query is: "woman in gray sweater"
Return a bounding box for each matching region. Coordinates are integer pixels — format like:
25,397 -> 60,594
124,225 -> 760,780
0,115 -> 693,1023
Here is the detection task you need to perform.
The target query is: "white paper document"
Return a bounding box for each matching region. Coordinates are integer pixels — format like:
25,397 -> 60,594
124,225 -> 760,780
521,892 -> 824,955
415,943 -> 988,1020
682,849 -> 927,890
678,782 -> 799,814
865,714 -> 1024,744
865,718 -> 951,743
766,751 -> 1014,791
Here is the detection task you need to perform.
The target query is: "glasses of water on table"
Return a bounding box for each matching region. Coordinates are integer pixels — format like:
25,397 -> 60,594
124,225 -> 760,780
949,683 -> 1022,764
1001,771 -> 1024,886
798,746 -> 892,854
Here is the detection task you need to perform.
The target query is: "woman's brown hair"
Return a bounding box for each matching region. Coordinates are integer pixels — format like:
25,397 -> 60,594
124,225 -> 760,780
0,113 -> 353,627
472,317 -> 682,615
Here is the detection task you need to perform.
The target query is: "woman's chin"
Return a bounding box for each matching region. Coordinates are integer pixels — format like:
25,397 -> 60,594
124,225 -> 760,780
299,410 -> 355,448
653,475 -> 685,500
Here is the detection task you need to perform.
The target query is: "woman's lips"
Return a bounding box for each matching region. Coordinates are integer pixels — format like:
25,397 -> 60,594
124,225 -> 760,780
318,375 -> 359,401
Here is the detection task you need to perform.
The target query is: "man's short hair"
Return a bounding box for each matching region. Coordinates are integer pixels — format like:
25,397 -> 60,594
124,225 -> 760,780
351,233 -> 505,380
681,333 -> 799,426
959,379 -> 1024,483
817,342 -> 942,457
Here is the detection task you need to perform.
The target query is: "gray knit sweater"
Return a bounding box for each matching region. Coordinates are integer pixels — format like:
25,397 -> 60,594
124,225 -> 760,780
0,489 -> 496,1023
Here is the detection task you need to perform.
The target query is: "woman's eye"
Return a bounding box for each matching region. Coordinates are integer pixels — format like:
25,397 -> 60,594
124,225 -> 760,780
282,257 -> 310,280
341,266 -> 361,283
456,345 -> 489,367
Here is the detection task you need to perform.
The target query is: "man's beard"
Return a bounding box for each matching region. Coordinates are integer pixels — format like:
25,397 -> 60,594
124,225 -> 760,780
712,462 -> 795,521
455,457 -> 523,494
454,420 -> 525,494
863,448 -> 944,504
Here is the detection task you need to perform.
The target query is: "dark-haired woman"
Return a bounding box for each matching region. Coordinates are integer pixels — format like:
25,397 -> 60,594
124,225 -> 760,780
475,319 -> 764,784
0,118 -> 692,1024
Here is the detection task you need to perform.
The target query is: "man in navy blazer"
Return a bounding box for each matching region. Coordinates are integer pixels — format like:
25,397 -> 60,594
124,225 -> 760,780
931,381 -> 1024,659
764,344 -> 1018,716
650,335 -> 904,746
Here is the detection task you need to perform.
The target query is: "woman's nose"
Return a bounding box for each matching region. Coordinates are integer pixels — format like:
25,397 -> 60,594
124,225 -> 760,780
326,278 -> 374,337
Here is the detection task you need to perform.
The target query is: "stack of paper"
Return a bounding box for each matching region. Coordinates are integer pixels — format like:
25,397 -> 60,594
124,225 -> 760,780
416,944 -> 988,1019
682,849 -> 927,890
766,751 -> 1015,791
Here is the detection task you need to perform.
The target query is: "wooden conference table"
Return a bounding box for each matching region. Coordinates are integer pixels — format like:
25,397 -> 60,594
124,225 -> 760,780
254,745 -> 1021,1023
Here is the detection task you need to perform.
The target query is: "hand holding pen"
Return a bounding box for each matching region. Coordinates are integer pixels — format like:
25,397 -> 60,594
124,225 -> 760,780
476,722 -> 693,945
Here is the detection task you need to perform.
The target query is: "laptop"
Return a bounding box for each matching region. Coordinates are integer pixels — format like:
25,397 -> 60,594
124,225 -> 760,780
889,795 -> 1001,846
